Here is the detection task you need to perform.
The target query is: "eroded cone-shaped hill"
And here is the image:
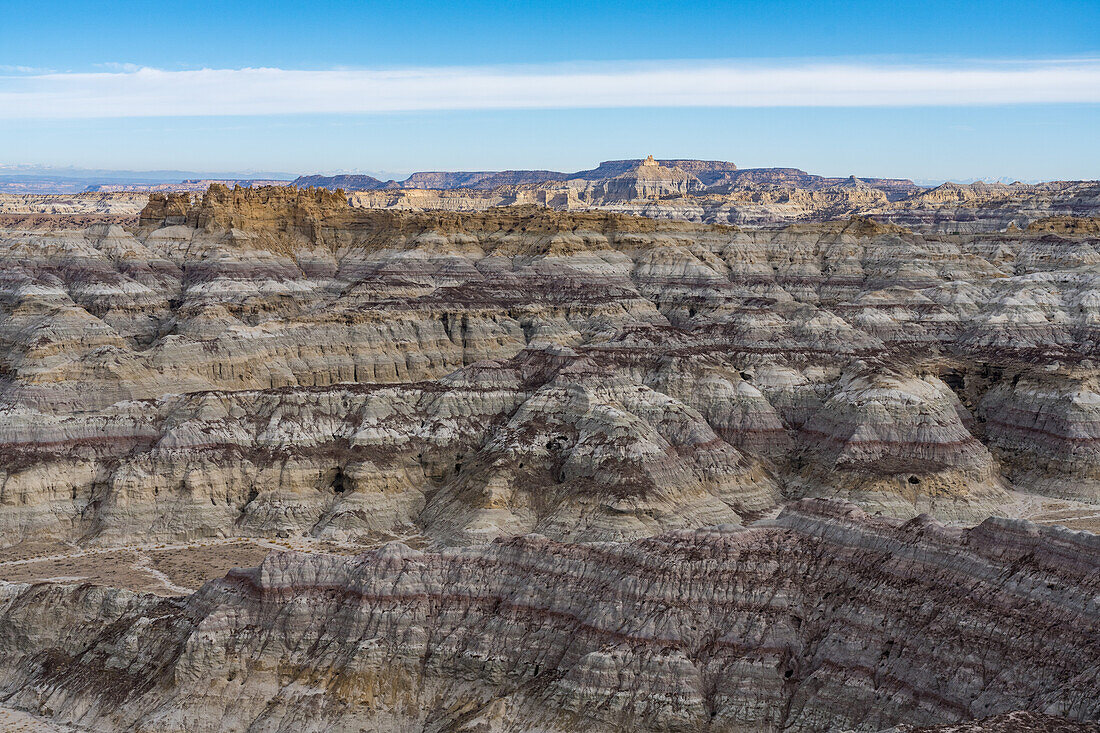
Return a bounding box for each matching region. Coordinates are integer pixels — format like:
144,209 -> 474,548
1,186 -> 1099,547
0,500 -> 1096,732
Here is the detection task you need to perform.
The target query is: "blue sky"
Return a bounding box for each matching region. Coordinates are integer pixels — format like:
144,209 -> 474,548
1,0 -> 1098,180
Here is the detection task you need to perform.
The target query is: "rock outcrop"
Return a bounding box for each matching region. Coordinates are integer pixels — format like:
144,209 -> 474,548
900,712 -> 1100,732
298,158 -> 1100,231
1,190 -> 1099,548
0,176 -> 1098,733
0,501 -> 1095,732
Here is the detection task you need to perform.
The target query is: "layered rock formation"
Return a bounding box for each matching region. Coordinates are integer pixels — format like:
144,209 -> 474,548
0,179 -> 1098,732
293,158 -> 740,192
345,178 -> 1100,231
300,158 -> 1100,231
0,193 -> 147,216
1,187 -> 1099,550
0,193 -> 146,230
15,159 -> 1097,232
0,500 -> 1096,732
901,712 -> 1100,732
84,179 -> 292,193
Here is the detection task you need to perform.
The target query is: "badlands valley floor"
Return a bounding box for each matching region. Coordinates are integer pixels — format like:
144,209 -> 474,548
0,160 -> 1098,732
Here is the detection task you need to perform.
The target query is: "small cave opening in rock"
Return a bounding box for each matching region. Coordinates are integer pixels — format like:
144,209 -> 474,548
940,369 -> 966,394
938,366 -> 978,414
546,436 -> 568,452
331,467 -> 347,494
245,486 -> 258,505
908,476 -> 921,485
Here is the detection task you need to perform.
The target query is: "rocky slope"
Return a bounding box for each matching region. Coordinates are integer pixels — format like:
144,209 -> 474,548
0,186 -> 1098,550
0,182 -> 1098,732
901,712 -> 1100,732
321,158 -> 1100,231
12,159 -> 1099,232
0,193 -> 146,232
0,500 -> 1095,732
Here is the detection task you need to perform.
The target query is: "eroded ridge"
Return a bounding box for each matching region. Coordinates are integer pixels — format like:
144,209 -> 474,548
0,187 -> 1099,550
0,500 -> 1096,732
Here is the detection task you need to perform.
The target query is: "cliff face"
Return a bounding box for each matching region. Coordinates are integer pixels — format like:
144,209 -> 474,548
275,158 -> 1100,231
0,190 -> 1099,551
585,156 -> 707,201
0,500 -> 1095,732
292,173 -> 386,191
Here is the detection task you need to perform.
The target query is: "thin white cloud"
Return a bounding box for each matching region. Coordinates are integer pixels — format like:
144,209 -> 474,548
0,65 -> 52,74
1,59 -> 1098,118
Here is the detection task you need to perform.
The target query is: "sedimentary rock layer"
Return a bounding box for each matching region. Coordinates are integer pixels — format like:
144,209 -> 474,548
903,712 -> 1100,732
1,186 -> 1099,547
330,159 -> 1100,231
0,500 -> 1095,732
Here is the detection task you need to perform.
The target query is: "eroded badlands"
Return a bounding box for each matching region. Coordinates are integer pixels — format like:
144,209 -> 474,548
0,181 -> 1097,731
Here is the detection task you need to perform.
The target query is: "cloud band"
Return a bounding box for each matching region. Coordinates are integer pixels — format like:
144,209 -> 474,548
2,60 -> 1098,118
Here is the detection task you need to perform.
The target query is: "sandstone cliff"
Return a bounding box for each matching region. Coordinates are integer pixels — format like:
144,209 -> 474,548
281,158 -> 1100,231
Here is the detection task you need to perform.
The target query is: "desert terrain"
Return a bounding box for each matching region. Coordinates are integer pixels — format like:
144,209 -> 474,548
0,161 -> 1097,731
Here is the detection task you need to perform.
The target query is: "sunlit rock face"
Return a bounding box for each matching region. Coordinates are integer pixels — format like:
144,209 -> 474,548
788,369 -> 1008,520
0,500 -> 1096,732
979,370 -> 1100,502
1,187 -> 1099,547
333,159 -> 1100,232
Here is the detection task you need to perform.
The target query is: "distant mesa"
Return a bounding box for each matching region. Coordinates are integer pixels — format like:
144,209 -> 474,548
4,155 -> 1097,234
84,178 -> 293,193
290,156 -> 741,191
290,173 -> 386,191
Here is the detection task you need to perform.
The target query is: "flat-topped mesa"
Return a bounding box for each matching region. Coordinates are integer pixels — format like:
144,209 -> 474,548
591,156 -> 706,201
138,191 -> 196,227
139,184 -> 350,231
1027,216 -> 1100,235
292,173 -> 386,191
137,184 -> 732,245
